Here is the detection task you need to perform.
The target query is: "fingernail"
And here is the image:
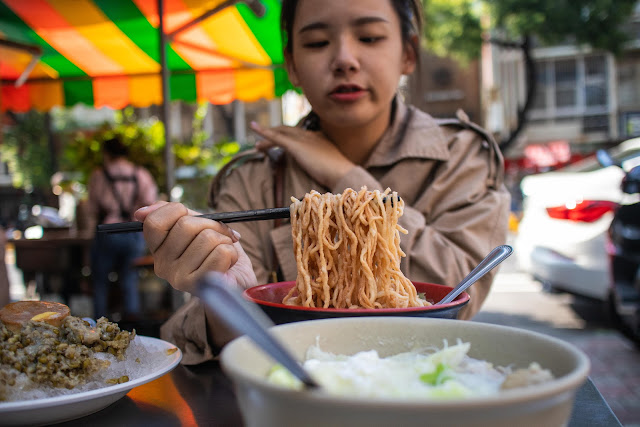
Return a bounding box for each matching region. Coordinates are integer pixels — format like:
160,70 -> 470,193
232,229 -> 241,241
136,206 -> 149,212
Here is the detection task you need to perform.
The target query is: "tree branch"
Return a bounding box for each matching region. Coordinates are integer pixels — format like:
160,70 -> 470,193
488,35 -> 537,153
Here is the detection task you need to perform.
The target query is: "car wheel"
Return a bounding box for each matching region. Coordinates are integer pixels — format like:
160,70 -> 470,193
538,279 -> 562,295
607,289 -> 640,347
606,289 -> 623,328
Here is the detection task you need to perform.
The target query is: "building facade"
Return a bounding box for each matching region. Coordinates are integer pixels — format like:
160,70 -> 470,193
482,4 -> 640,164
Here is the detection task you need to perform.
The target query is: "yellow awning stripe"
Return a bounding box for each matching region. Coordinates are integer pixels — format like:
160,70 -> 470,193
234,68 -> 273,101
0,47 -> 59,79
134,0 -> 235,69
129,74 -> 162,107
183,0 -> 271,66
48,0 -> 159,75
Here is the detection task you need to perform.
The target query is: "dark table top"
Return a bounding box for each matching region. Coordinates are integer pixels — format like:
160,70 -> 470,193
59,362 -> 622,427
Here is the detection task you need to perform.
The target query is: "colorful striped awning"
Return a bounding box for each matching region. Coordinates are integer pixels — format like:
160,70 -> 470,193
0,0 -> 293,112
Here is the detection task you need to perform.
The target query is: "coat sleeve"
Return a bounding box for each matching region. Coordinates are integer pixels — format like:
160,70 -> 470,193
159,297 -> 218,365
159,156 -> 275,364
399,129 -> 510,319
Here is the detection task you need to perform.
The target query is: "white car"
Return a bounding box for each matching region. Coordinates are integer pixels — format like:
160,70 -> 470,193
515,137 -> 640,300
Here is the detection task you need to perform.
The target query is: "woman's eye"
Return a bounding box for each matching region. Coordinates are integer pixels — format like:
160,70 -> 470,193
303,40 -> 328,48
360,36 -> 384,44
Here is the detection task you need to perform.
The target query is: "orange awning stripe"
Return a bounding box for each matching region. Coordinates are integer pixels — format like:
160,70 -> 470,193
0,47 -> 59,79
28,80 -> 64,111
48,0 -> 160,75
133,0 -> 235,70
183,0 -> 271,66
4,0 -> 123,76
0,57 -> 23,81
93,76 -> 130,109
196,69 -> 235,104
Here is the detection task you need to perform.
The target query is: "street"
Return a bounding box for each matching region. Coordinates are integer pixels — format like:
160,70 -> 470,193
477,249 -> 640,426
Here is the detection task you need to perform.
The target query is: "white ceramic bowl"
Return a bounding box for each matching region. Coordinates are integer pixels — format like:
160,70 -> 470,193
220,317 -> 590,427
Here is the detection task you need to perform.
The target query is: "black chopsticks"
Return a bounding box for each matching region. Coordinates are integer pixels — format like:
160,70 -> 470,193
97,207 -> 291,234
97,195 -> 399,234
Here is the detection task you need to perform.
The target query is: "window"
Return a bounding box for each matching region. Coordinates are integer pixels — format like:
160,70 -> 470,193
531,54 -> 609,130
554,59 -> 577,108
617,56 -> 640,108
585,56 -> 607,107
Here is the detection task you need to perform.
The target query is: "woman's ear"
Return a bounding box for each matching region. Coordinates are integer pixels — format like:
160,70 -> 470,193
284,50 -> 300,87
401,35 -> 419,75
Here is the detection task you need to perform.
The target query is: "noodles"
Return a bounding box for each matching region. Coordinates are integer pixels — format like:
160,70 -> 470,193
285,187 -> 429,309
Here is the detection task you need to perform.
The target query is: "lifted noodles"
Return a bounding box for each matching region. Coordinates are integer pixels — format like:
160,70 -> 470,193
285,187 -> 429,309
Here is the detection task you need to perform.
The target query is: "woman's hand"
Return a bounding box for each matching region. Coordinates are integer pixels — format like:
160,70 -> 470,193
134,202 -> 257,294
251,122 -> 355,189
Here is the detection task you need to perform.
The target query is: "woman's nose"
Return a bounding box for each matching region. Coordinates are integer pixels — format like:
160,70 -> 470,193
330,38 -> 359,74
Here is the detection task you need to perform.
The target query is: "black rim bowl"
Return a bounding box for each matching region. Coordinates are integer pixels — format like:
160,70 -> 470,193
243,281 -> 470,325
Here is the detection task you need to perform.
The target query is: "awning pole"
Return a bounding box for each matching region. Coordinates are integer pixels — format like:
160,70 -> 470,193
0,39 -> 43,87
158,0 -> 175,200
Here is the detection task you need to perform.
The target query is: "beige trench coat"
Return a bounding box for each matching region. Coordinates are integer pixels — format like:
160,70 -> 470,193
161,100 -> 511,365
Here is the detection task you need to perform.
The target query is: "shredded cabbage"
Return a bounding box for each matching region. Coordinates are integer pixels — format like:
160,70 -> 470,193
267,340 -> 547,400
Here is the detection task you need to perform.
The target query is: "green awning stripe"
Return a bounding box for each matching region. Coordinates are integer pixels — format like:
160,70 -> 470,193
170,73 -> 196,102
236,0 -> 284,64
63,80 -> 93,107
93,0 -> 192,71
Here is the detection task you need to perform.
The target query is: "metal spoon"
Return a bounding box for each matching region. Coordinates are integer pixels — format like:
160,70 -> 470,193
196,272 -> 319,389
436,245 -> 513,305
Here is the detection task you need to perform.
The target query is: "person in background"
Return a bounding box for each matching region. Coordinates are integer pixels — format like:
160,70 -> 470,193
88,137 -> 157,320
135,0 -> 511,364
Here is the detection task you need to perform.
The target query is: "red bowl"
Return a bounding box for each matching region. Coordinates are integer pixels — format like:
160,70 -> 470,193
243,281 -> 470,325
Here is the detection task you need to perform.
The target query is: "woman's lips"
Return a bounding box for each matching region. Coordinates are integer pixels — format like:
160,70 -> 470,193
329,85 -> 367,102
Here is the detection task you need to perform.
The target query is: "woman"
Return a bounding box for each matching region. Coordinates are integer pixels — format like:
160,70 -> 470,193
135,0 -> 510,364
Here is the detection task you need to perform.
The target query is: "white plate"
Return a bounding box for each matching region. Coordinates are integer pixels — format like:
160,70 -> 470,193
0,336 -> 182,426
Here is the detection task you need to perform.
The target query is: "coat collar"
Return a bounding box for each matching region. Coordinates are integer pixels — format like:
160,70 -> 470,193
364,99 -> 451,168
301,98 -> 451,168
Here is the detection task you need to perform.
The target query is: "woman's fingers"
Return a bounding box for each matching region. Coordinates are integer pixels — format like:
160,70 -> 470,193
252,123 -> 293,150
156,229 -> 239,293
140,202 -> 190,253
136,202 -> 244,293
154,218 -> 234,271
140,202 -> 237,253
134,201 -> 201,222
250,122 -> 355,188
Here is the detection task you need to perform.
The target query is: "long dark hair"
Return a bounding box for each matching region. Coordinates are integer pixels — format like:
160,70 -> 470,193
280,0 -> 423,60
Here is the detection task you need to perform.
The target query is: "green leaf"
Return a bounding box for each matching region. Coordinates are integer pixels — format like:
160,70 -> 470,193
420,362 -> 453,386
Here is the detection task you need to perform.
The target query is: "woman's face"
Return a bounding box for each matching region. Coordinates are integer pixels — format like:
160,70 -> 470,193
286,0 -> 416,132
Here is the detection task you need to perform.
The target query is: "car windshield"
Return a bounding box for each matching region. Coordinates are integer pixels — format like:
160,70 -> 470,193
560,142 -> 640,173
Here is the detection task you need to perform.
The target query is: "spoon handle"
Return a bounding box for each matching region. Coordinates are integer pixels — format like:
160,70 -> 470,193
197,272 -> 319,388
436,245 -> 513,305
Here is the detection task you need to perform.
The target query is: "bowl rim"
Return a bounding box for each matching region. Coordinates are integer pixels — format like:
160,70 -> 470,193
220,317 -> 591,409
242,281 -> 470,313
